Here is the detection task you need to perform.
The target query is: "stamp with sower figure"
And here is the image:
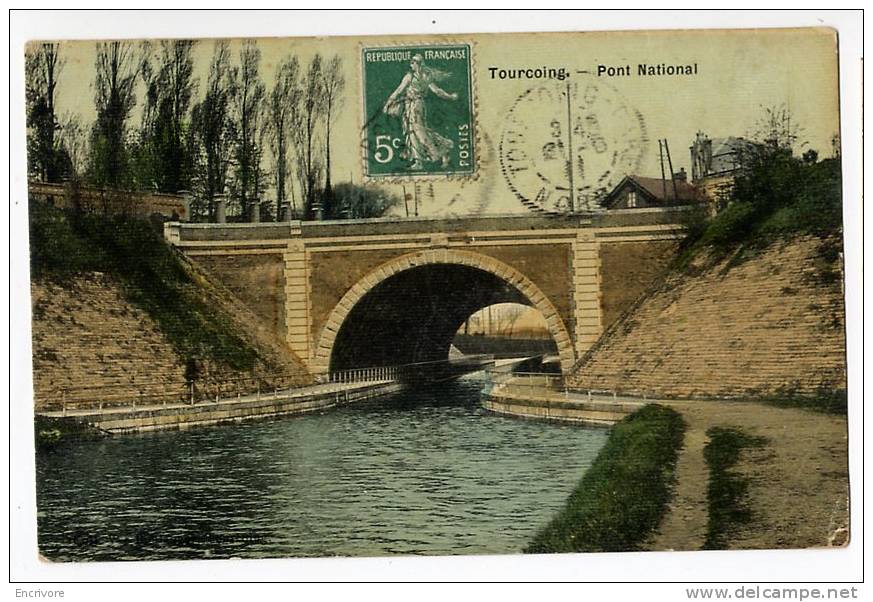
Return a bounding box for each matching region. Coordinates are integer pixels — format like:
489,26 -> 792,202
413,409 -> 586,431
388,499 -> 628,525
362,44 -> 476,179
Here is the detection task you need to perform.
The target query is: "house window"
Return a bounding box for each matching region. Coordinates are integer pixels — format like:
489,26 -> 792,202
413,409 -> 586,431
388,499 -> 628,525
627,190 -> 637,208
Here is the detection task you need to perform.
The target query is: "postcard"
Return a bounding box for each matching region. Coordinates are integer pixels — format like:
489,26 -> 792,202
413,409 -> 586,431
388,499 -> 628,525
19,22 -> 852,570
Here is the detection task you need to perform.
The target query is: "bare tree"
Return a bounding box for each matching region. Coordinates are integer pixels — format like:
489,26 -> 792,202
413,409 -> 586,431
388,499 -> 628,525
190,41 -> 233,220
142,40 -> 197,192
228,40 -> 267,221
321,55 -> 345,210
134,40 -> 198,193
751,104 -> 805,153
57,113 -> 89,181
267,56 -> 302,220
25,42 -> 65,182
253,114 -> 271,219
496,304 -> 528,338
298,54 -> 325,219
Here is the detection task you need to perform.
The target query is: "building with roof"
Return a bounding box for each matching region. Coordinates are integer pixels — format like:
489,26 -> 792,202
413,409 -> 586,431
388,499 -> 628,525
690,132 -> 759,210
599,170 -> 703,210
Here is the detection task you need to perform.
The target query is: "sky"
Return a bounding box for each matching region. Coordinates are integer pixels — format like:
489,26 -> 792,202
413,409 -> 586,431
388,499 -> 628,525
35,28 -> 840,217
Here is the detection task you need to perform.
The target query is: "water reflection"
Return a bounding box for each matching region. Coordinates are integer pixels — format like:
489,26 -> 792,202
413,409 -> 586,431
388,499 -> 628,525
36,373 -> 608,560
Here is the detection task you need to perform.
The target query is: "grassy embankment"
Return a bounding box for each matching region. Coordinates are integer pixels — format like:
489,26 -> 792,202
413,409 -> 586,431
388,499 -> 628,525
528,155 -> 844,553
677,154 -> 846,414
525,404 -> 686,553
702,427 -> 769,549
676,155 -> 843,270
29,202 -> 260,373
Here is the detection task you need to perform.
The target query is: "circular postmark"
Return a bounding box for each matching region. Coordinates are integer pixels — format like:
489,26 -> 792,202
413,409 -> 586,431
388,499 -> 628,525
499,76 -> 648,214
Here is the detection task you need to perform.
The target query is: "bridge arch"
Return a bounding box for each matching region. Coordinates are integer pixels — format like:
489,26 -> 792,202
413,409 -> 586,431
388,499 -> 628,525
311,249 -> 576,376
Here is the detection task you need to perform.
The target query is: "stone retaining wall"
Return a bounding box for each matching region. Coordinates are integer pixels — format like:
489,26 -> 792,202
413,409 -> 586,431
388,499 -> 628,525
569,236 -> 847,399
59,382 -> 404,434
483,389 -> 641,425
30,274 -> 188,409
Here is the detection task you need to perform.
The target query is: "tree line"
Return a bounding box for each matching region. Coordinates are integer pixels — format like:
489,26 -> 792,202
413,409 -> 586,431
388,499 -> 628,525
26,39 -> 398,221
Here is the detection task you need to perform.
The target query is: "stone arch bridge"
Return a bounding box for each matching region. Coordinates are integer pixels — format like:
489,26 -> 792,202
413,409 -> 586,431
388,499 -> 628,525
165,211 -> 686,378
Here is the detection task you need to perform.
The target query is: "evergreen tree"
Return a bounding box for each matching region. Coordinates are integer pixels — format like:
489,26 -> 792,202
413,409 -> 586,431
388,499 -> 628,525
326,183 -> 401,220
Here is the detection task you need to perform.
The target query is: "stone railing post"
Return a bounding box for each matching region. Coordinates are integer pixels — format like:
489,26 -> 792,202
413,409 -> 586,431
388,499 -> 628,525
215,195 -> 227,224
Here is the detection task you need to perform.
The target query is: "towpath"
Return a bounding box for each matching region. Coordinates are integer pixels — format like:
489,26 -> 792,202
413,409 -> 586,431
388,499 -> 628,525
646,399 -> 849,551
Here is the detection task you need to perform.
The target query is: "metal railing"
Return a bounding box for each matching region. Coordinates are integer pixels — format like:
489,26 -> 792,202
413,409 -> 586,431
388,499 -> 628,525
37,354 -> 502,415
324,355 -> 496,384
483,365 -> 653,403
328,366 -> 399,384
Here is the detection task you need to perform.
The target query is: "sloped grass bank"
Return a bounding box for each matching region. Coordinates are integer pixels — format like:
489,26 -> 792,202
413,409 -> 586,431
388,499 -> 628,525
526,404 -> 686,553
677,156 -> 842,273
703,426 -> 769,549
29,202 -> 259,371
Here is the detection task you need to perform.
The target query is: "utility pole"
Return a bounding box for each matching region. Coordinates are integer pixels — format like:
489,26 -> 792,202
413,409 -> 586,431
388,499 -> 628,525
565,81 -> 575,213
659,139 -> 668,201
664,139 -> 678,201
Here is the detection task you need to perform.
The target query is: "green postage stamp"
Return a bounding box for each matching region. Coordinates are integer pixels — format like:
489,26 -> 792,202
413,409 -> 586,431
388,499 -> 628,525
362,44 -> 475,179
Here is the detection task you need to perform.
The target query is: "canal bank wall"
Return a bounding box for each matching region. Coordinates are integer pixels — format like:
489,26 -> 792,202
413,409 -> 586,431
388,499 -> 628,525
38,380 -> 404,436
482,378 -> 643,426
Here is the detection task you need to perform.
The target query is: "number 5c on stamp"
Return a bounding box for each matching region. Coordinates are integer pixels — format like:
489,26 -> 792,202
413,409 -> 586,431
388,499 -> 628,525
362,43 -> 476,179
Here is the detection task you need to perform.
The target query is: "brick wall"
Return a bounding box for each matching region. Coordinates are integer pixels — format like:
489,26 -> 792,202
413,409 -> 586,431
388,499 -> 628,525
476,244 -> 574,330
569,236 -> 847,399
193,254 -> 286,344
29,180 -> 189,220
308,248 -> 408,346
599,240 -> 680,328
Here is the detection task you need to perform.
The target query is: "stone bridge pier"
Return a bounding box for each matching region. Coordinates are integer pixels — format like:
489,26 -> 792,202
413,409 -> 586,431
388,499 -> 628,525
166,210 -> 687,378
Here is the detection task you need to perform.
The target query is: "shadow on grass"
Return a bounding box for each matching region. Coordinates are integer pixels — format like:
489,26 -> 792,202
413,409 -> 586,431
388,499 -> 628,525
703,426 -> 769,550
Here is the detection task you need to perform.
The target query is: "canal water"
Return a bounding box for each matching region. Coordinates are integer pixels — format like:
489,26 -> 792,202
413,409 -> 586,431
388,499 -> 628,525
35,373 -> 609,561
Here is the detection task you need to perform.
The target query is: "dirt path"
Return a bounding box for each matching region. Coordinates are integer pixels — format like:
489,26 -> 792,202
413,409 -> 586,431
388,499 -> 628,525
645,399 -> 849,551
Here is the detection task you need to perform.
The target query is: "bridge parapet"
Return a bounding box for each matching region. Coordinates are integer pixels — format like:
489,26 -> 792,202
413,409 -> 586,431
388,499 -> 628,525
165,221 -> 301,243
165,207 -> 692,244
30,180 -> 190,220
166,209 -> 690,377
